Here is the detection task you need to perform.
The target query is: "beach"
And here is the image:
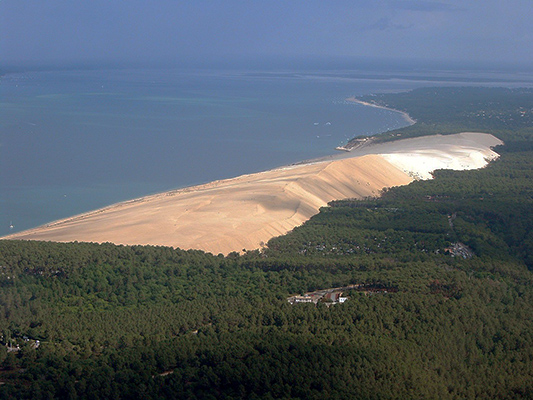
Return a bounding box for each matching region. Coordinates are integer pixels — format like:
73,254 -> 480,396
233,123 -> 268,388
1,132 -> 502,254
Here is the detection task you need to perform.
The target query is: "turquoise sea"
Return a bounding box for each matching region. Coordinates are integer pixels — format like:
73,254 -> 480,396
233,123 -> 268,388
1,67 -> 532,236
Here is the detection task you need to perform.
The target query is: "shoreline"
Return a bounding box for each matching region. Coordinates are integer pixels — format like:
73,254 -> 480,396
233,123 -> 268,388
2,93 -> 415,238
1,162 -> 315,239
1,96 -> 413,239
346,96 -> 417,126
1,133 -> 503,255
1,153 -> 414,253
335,97 -> 416,151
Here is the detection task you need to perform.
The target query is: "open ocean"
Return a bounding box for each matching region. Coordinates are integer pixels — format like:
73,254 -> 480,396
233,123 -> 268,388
1,67 -> 532,236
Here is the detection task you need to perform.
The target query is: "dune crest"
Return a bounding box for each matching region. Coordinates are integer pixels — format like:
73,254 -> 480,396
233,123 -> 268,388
2,133 -> 502,254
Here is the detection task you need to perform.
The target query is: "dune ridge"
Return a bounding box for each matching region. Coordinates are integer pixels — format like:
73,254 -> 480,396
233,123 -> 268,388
2,133 -> 502,255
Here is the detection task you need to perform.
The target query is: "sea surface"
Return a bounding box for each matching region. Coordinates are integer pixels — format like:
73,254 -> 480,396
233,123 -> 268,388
1,67 -> 532,236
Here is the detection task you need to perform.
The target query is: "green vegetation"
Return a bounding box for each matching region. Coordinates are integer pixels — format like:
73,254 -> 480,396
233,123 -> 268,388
359,87 -> 533,143
0,87 -> 532,398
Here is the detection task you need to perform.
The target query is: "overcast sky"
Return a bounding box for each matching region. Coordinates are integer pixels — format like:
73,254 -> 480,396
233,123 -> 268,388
1,0 -> 532,68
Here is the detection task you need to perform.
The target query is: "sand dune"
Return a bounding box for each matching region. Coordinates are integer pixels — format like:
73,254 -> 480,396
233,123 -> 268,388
2,132 -> 502,254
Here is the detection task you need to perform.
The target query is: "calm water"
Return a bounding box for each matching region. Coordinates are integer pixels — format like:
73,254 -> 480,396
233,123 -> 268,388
1,67 -> 531,235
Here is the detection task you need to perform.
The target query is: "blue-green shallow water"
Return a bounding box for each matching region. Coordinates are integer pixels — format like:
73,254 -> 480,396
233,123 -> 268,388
1,68 -> 530,236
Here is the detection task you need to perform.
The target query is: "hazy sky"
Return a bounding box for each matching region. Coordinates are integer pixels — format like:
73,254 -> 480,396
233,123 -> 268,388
1,0 -> 532,68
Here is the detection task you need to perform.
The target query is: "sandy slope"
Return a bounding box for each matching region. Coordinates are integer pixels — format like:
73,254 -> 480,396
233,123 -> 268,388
2,133 -> 502,254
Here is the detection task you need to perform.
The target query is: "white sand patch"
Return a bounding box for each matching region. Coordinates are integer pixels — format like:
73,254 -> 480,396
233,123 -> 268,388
381,145 -> 501,180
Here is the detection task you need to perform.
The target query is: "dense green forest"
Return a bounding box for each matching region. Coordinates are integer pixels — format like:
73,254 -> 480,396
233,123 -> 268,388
0,87 -> 532,399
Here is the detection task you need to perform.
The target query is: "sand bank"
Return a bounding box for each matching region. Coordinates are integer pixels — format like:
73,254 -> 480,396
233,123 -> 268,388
2,133 -> 502,255
346,97 -> 417,126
